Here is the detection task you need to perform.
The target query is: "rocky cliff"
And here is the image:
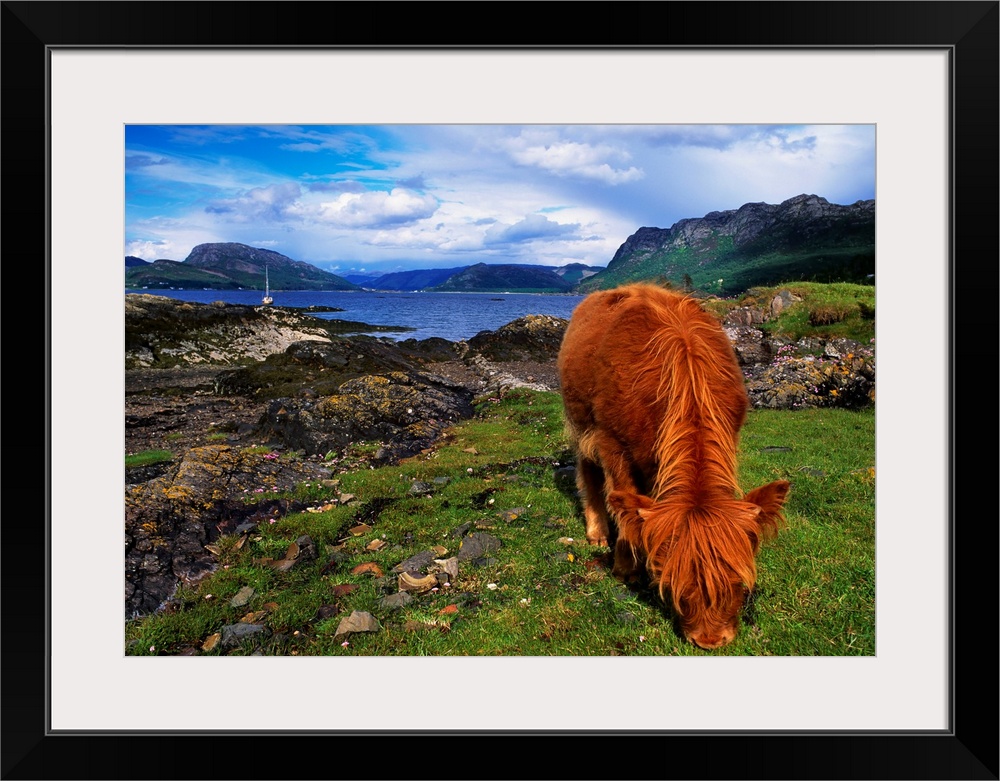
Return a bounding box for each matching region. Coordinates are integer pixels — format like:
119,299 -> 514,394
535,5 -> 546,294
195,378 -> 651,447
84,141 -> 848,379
579,194 -> 875,294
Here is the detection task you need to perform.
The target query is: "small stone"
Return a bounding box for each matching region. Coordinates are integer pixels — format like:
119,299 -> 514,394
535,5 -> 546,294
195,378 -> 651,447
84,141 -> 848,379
221,622 -> 270,648
393,550 -> 437,574
457,532 -> 502,562
229,586 -> 255,608
408,481 -> 433,496
430,557 -> 459,581
333,610 -> 381,641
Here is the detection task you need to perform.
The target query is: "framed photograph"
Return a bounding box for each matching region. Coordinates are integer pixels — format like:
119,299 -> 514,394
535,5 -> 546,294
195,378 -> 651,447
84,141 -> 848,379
6,2 -> 996,778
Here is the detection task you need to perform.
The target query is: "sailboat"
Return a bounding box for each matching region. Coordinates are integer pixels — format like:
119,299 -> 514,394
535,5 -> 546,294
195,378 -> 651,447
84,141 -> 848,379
261,265 -> 274,305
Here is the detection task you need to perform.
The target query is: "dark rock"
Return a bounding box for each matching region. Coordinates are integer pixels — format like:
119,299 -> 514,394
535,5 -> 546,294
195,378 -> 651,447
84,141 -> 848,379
408,481 -> 434,496
450,521 -> 474,539
466,315 -> 568,362
125,444 -> 327,617
314,604 -> 342,620
393,550 -> 438,575
257,371 -> 475,458
724,325 -> 774,367
457,532 -> 502,562
745,339 -> 875,410
221,622 -> 270,649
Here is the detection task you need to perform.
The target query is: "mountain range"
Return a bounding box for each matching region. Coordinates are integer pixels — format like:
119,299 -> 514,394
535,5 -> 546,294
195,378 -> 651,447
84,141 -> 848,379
125,243 -> 360,291
579,193 -> 874,295
124,194 -> 874,296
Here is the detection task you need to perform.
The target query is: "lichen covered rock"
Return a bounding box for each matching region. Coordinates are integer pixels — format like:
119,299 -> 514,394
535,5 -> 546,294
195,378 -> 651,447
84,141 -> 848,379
259,371 -> 475,459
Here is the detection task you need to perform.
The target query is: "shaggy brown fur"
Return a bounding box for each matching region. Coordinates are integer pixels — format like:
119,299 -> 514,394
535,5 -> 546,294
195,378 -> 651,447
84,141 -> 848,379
558,284 -> 790,649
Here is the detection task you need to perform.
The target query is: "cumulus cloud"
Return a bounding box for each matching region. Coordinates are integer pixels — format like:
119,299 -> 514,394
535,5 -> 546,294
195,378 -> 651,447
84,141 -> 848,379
317,187 -> 438,228
204,182 -> 302,222
502,136 -> 644,185
483,214 -> 579,245
125,239 -> 176,260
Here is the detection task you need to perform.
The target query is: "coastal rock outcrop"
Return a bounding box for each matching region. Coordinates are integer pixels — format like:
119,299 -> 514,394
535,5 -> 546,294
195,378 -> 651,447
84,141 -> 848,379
258,371 -> 476,461
125,444 -> 333,617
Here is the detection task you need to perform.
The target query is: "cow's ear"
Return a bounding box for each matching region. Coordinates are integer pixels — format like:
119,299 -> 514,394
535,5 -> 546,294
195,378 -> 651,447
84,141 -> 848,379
744,480 -> 790,533
607,491 -> 654,513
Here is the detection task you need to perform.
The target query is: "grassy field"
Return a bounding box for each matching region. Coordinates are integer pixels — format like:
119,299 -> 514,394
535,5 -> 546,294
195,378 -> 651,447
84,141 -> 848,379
125,388 -> 875,657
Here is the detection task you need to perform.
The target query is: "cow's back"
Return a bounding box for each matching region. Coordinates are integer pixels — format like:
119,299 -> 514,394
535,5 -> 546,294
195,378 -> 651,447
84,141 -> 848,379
558,284 -> 746,483
558,285 -> 680,470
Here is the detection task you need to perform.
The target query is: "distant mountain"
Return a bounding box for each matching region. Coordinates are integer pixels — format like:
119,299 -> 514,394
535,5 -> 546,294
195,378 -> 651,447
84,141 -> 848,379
578,194 -> 875,295
124,243 -> 360,291
125,255 -> 151,268
368,267 -> 471,292
552,262 -> 604,285
339,272 -> 385,286
433,263 -> 575,293
356,263 -> 603,292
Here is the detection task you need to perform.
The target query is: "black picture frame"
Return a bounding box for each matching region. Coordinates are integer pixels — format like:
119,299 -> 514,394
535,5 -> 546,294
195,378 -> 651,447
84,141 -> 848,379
4,2 -> 997,779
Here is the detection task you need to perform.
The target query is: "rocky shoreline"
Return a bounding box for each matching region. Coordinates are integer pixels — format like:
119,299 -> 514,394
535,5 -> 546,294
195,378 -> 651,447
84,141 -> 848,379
125,293 -> 874,618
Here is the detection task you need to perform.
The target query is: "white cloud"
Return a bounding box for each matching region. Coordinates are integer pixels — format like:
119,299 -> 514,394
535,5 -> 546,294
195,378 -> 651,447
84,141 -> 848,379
483,214 -> 578,245
205,182 -> 303,222
317,188 -> 438,228
500,134 -> 644,184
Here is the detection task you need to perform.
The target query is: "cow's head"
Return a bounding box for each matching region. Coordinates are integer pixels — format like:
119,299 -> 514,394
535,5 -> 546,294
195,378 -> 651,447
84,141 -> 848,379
609,480 -> 790,649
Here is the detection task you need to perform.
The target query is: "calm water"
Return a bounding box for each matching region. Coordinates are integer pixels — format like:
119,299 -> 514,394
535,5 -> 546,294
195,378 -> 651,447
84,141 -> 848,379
125,289 -> 587,342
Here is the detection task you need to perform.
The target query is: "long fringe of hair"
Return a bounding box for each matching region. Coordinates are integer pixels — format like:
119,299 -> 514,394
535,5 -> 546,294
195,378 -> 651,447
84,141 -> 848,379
632,294 -> 765,614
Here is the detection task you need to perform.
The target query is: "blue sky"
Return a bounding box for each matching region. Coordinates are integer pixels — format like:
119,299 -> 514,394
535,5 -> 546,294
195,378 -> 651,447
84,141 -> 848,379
125,124 -> 875,275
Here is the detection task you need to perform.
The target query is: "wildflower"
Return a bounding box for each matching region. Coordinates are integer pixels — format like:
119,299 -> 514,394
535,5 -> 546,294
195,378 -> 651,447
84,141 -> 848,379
254,488 -> 264,494
639,636 -> 646,642
149,645 -> 155,652
269,518 -> 276,524
341,641 -> 349,648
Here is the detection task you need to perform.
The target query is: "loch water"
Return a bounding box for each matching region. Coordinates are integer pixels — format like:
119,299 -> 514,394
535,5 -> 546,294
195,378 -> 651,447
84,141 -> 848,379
125,289 -> 587,342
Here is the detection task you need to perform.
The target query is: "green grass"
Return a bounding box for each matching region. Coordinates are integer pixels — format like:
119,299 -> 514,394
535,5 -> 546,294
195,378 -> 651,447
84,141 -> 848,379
125,390 -> 875,657
125,449 -> 174,469
703,281 -> 876,344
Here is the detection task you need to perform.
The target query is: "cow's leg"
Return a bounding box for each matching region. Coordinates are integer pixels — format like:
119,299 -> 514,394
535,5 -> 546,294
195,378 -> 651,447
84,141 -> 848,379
576,456 -> 611,546
599,460 -> 646,584
612,537 -> 644,583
